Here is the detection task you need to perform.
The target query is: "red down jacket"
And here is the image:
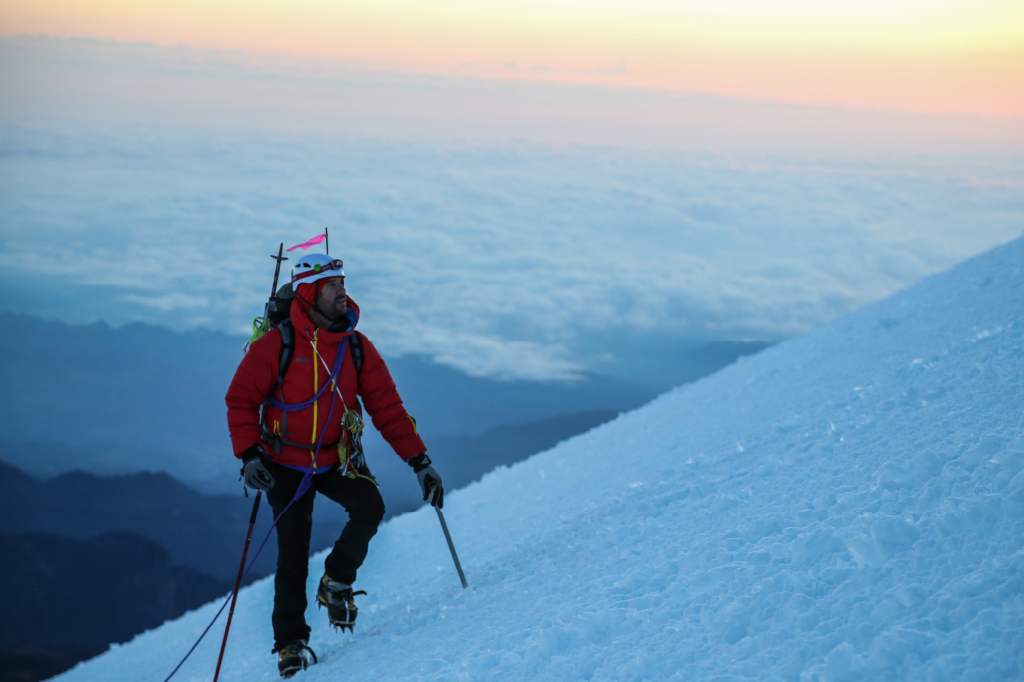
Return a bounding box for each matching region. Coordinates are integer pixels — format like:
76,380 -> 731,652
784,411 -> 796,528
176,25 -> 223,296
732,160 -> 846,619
225,295 -> 426,470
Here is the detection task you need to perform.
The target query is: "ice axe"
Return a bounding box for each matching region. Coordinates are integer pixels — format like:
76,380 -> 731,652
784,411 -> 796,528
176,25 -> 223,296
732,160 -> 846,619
430,488 -> 467,589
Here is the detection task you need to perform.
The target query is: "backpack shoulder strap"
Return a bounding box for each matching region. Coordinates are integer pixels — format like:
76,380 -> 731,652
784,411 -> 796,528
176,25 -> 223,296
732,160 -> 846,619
350,330 -> 365,376
276,319 -> 296,389
261,319 -> 296,454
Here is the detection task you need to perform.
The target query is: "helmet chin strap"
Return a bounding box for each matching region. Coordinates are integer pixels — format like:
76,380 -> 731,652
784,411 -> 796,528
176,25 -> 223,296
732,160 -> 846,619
297,281 -> 327,319
312,299 -> 337,321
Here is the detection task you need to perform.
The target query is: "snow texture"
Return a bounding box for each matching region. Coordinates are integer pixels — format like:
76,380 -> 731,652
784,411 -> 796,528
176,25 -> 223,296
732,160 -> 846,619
56,237 -> 1024,680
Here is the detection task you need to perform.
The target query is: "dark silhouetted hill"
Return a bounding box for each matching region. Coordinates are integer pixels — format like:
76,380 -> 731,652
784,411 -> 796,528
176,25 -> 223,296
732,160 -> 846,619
0,530 -> 230,682
0,460 -> 290,581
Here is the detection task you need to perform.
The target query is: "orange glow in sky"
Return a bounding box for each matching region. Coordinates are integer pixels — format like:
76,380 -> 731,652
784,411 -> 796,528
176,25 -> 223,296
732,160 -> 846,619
2,0 -> 1023,116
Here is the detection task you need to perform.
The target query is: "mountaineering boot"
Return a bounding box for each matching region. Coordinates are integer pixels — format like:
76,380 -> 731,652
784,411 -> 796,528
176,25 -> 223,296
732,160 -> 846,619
277,640 -> 317,678
316,574 -> 366,631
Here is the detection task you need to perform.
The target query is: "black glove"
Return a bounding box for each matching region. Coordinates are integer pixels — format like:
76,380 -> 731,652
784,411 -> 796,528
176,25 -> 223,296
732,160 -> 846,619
409,453 -> 443,508
240,444 -> 275,491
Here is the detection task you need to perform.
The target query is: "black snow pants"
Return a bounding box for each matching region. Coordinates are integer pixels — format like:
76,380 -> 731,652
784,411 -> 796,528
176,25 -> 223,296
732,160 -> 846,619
265,462 -> 385,649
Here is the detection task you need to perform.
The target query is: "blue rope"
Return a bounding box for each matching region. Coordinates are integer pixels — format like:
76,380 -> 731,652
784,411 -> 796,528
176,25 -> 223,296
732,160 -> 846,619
163,335 -> 346,681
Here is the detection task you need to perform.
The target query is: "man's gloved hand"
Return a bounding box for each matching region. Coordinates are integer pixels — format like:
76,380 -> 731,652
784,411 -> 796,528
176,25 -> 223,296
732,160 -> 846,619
408,453 -> 443,508
240,444 -> 275,491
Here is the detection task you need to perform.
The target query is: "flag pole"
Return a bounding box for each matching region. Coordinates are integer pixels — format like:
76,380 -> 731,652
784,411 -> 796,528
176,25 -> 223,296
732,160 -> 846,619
325,228 -> 329,255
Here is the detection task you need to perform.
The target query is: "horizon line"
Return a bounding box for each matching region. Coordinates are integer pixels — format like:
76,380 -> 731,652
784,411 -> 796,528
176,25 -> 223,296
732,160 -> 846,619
5,32 -> 1023,122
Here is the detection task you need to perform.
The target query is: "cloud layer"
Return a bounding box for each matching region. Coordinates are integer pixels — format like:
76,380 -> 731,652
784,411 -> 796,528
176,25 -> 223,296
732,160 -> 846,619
2,126 -> 1021,380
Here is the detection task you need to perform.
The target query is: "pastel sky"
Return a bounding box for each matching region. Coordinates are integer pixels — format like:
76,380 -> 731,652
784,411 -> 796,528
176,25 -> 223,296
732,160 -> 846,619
3,0 -> 1022,116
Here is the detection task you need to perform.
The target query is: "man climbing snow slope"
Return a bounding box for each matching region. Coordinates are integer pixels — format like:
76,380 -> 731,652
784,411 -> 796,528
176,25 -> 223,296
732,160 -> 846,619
226,253 -> 444,677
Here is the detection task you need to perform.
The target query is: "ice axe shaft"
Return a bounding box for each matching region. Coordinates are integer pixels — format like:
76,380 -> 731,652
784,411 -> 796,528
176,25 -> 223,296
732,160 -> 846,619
269,242 -> 286,297
432,494 -> 467,589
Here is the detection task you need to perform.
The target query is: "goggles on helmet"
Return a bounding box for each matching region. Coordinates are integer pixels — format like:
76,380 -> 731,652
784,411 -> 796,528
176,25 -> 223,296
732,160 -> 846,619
291,257 -> 345,285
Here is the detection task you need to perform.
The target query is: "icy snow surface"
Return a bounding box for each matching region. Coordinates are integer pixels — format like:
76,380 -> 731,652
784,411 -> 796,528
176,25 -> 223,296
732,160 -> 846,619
57,238 -> 1024,681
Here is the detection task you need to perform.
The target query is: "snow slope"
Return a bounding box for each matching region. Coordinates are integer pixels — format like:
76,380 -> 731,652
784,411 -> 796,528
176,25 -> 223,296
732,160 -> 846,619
56,237 -> 1024,681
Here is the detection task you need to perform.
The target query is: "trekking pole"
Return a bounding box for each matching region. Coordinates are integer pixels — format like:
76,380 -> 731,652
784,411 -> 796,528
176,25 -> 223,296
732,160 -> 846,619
213,490 -> 262,682
431,490 -> 467,589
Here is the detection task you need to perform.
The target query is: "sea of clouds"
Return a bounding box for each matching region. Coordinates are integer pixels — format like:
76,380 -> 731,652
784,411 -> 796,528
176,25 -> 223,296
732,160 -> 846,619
1,37 -> 1021,381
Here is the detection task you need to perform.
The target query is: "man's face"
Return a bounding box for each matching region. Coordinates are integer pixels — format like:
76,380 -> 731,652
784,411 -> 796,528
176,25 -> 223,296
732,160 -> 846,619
316,277 -> 348,320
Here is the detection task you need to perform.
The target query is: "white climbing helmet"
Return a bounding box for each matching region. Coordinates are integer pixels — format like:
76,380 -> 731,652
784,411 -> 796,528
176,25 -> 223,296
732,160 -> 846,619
290,253 -> 345,287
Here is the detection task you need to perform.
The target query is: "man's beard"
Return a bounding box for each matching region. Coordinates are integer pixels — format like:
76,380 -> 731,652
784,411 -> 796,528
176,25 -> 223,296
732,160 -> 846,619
314,297 -> 346,321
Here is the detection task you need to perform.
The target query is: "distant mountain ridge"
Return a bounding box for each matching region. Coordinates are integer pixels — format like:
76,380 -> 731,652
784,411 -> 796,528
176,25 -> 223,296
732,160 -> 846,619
427,409 -> 620,490
0,312 -> 765,493
0,459 -> 298,581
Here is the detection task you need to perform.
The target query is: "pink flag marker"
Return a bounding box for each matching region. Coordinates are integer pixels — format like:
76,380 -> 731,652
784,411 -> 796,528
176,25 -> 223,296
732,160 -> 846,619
286,234 -> 327,252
